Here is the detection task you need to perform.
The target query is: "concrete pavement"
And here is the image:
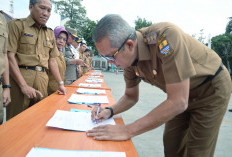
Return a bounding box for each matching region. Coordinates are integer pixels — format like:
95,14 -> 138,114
102,71 -> 232,157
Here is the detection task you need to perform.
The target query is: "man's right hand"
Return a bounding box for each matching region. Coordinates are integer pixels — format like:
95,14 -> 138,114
76,59 -> 84,65
91,106 -> 111,123
20,85 -> 43,99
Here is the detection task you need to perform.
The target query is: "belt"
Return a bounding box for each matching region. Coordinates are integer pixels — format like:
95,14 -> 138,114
19,65 -> 46,72
197,63 -> 223,88
81,66 -> 86,68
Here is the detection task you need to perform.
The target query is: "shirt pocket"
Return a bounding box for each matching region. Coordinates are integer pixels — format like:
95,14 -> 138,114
42,39 -> 53,57
19,34 -> 36,54
0,27 -> 7,53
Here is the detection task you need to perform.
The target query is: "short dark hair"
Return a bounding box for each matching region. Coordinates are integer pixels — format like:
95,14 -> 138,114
84,48 -> 90,52
93,14 -> 136,48
80,43 -> 87,46
30,0 -> 41,5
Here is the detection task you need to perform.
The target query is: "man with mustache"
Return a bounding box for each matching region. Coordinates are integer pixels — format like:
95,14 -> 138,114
87,14 -> 231,157
6,0 -> 66,120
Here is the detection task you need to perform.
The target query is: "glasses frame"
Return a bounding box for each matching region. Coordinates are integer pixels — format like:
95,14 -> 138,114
101,32 -> 134,61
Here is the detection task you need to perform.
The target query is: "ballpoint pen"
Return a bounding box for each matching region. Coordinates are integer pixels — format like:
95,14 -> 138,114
68,101 -> 99,105
94,103 -> 101,124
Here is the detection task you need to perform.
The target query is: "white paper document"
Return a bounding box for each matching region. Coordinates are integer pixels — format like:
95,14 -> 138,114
85,78 -> 103,83
68,94 -> 109,104
46,110 -> 115,131
76,88 -> 106,95
91,72 -> 102,75
79,83 -> 101,88
88,75 -> 100,78
27,147 -> 126,157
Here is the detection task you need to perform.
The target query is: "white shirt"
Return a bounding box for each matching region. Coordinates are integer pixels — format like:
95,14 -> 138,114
70,44 -> 80,59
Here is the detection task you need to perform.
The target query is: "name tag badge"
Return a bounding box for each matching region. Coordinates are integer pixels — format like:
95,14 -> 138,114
46,38 -> 50,46
24,33 -> 34,37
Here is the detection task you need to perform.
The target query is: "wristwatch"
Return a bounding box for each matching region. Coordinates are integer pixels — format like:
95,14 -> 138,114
2,84 -> 11,88
58,81 -> 64,85
105,107 -> 114,118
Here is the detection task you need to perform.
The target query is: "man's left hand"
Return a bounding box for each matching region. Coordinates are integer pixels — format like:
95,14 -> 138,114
57,84 -> 66,95
86,124 -> 131,141
2,88 -> 11,107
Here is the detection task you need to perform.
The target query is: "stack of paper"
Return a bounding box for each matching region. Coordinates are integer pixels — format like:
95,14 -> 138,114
76,88 -> 106,95
46,110 -> 115,131
79,83 -> 101,88
91,72 -> 102,75
68,94 -> 109,104
85,78 -> 103,83
27,147 -> 126,157
88,75 -> 100,78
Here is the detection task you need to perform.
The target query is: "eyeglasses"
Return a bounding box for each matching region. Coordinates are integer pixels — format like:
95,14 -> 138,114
101,32 -> 134,61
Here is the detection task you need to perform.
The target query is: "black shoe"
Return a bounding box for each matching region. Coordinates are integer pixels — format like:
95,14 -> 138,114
229,109 -> 232,112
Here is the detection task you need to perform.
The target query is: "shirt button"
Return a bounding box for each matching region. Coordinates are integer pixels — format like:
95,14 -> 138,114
192,98 -> 197,102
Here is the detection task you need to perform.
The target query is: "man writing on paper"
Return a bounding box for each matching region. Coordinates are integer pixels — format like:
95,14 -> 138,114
87,14 -> 231,157
7,0 -> 66,120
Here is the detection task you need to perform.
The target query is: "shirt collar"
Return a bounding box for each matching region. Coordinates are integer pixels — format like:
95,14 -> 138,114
26,15 -> 47,29
136,31 -> 151,61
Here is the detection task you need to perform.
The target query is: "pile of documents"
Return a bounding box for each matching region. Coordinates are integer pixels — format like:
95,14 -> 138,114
68,94 -> 109,104
79,83 -> 101,88
35,70 -> 126,157
76,88 -> 106,95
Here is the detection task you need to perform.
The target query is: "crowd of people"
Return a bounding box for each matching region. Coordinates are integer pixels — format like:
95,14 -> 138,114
0,0 -> 93,123
1,0 -> 232,156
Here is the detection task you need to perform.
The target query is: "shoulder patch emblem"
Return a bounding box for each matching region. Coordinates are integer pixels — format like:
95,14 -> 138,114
159,40 -> 171,55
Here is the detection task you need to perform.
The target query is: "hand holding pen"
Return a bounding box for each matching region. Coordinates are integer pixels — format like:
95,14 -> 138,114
91,104 -> 112,123
94,103 -> 101,124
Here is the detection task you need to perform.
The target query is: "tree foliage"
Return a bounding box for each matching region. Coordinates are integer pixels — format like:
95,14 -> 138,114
81,19 -> 98,55
52,0 -> 98,54
225,17 -> 232,34
211,34 -> 232,74
211,17 -> 232,75
134,17 -> 152,30
52,0 -> 87,35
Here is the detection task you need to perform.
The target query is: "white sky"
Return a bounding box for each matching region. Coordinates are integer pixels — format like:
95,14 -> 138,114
0,0 -> 231,40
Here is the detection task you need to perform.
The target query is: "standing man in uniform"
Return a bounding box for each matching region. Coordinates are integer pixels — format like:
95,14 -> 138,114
7,0 -> 66,120
72,37 -> 83,79
64,28 -> 83,85
0,11 -> 11,124
78,42 -> 87,77
83,48 -> 93,73
87,14 -> 231,157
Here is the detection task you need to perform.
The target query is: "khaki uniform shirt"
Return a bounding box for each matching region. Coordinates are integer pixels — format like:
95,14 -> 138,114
0,13 -> 8,76
64,45 -> 78,81
124,22 -> 221,92
86,56 -> 92,68
78,49 -> 87,75
56,52 -> 66,81
78,49 -> 85,60
7,15 -> 59,69
48,52 -> 66,94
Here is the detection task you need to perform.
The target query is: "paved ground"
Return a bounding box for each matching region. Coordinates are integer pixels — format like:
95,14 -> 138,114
102,71 -> 232,157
